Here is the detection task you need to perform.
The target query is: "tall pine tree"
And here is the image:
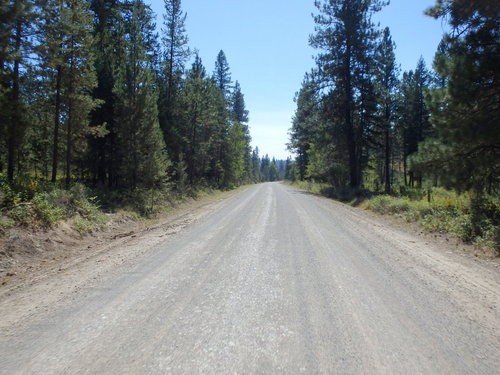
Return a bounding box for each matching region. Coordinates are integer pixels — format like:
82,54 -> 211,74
374,27 -> 398,193
398,58 -> 432,187
213,50 -> 232,101
87,0 -> 123,186
113,0 -> 167,189
159,0 -> 189,159
288,72 -> 321,181
411,0 -> 499,193
38,0 -> 98,186
0,0 -> 35,181
310,0 -> 387,188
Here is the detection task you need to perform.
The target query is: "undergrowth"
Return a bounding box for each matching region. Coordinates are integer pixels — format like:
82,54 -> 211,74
0,176 -> 107,234
0,173 -> 223,235
92,184 -> 219,218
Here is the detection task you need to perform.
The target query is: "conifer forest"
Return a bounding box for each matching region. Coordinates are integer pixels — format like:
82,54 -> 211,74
288,0 -> 498,248
0,0 -> 498,247
289,0 -> 498,193
0,0 -> 284,198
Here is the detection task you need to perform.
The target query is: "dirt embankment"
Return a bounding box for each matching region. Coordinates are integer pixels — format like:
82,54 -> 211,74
0,212 -> 135,282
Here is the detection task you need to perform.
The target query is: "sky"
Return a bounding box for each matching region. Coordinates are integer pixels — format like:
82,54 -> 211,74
149,0 -> 448,160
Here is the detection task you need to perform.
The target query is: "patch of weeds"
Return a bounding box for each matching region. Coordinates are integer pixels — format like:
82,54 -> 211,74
116,209 -> 141,222
365,195 -> 415,215
31,192 -> 66,226
7,204 -> 32,226
366,190 -> 499,254
287,180 -> 330,195
0,215 -> 15,231
67,184 -> 108,231
2,182 -> 108,230
420,208 -> 456,233
7,191 -> 65,228
72,216 -> 98,235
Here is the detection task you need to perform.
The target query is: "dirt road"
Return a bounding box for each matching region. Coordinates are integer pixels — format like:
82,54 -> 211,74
0,182 -> 498,374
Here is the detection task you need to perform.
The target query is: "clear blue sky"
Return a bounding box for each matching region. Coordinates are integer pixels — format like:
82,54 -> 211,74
149,0 -> 447,160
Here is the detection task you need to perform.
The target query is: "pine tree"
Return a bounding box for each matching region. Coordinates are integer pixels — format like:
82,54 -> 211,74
411,0 -> 500,193
0,0 -> 35,181
288,72 -> 320,180
284,157 -> 293,181
113,0 -> 167,189
38,0 -> 99,186
87,0 -> 123,186
397,58 -> 432,187
38,0 -> 64,183
213,50 -> 232,100
22,67 -> 54,179
310,0 -> 387,188
223,121 -> 247,187
232,81 -> 249,124
62,0 -> 100,187
374,27 -> 398,193
260,154 -> 270,181
268,158 -> 279,182
231,80 -> 252,181
177,54 -> 217,184
162,0 -> 189,97
251,147 -> 261,182
159,0 -> 189,157
205,50 -> 233,187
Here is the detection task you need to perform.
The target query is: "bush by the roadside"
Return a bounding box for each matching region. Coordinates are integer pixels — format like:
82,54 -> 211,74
92,184 -> 177,218
0,179 -> 107,233
92,182 -> 219,219
364,190 -> 499,252
7,191 -> 66,228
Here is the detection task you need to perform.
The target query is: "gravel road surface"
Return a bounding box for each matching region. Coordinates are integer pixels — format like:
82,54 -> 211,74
0,182 -> 499,374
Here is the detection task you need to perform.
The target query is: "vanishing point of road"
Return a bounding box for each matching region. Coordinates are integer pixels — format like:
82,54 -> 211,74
0,183 -> 498,374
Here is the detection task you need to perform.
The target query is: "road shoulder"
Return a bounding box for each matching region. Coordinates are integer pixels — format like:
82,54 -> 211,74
284,182 -> 499,261
0,186 -> 247,330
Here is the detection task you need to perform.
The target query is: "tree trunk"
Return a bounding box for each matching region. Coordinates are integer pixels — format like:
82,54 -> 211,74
108,132 -> 115,188
384,105 -> 391,194
0,58 -> 5,174
65,29 -> 76,189
65,98 -> 73,189
403,156 -> 408,186
7,20 -> 22,182
344,44 -> 358,189
51,66 -> 62,183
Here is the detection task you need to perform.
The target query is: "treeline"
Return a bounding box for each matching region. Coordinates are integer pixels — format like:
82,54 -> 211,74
288,0 -> 499,196
0,0 -> 272,193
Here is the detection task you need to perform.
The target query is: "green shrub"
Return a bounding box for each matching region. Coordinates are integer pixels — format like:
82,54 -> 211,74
0,215 -> 15,231
73,216 -> 98,235
366,195 -> 414,214
2,182 -> 108,231
31,192 -> 66,226
7,191 -> 65,228
8,204 -> 32,226
366,190 -> 498,253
